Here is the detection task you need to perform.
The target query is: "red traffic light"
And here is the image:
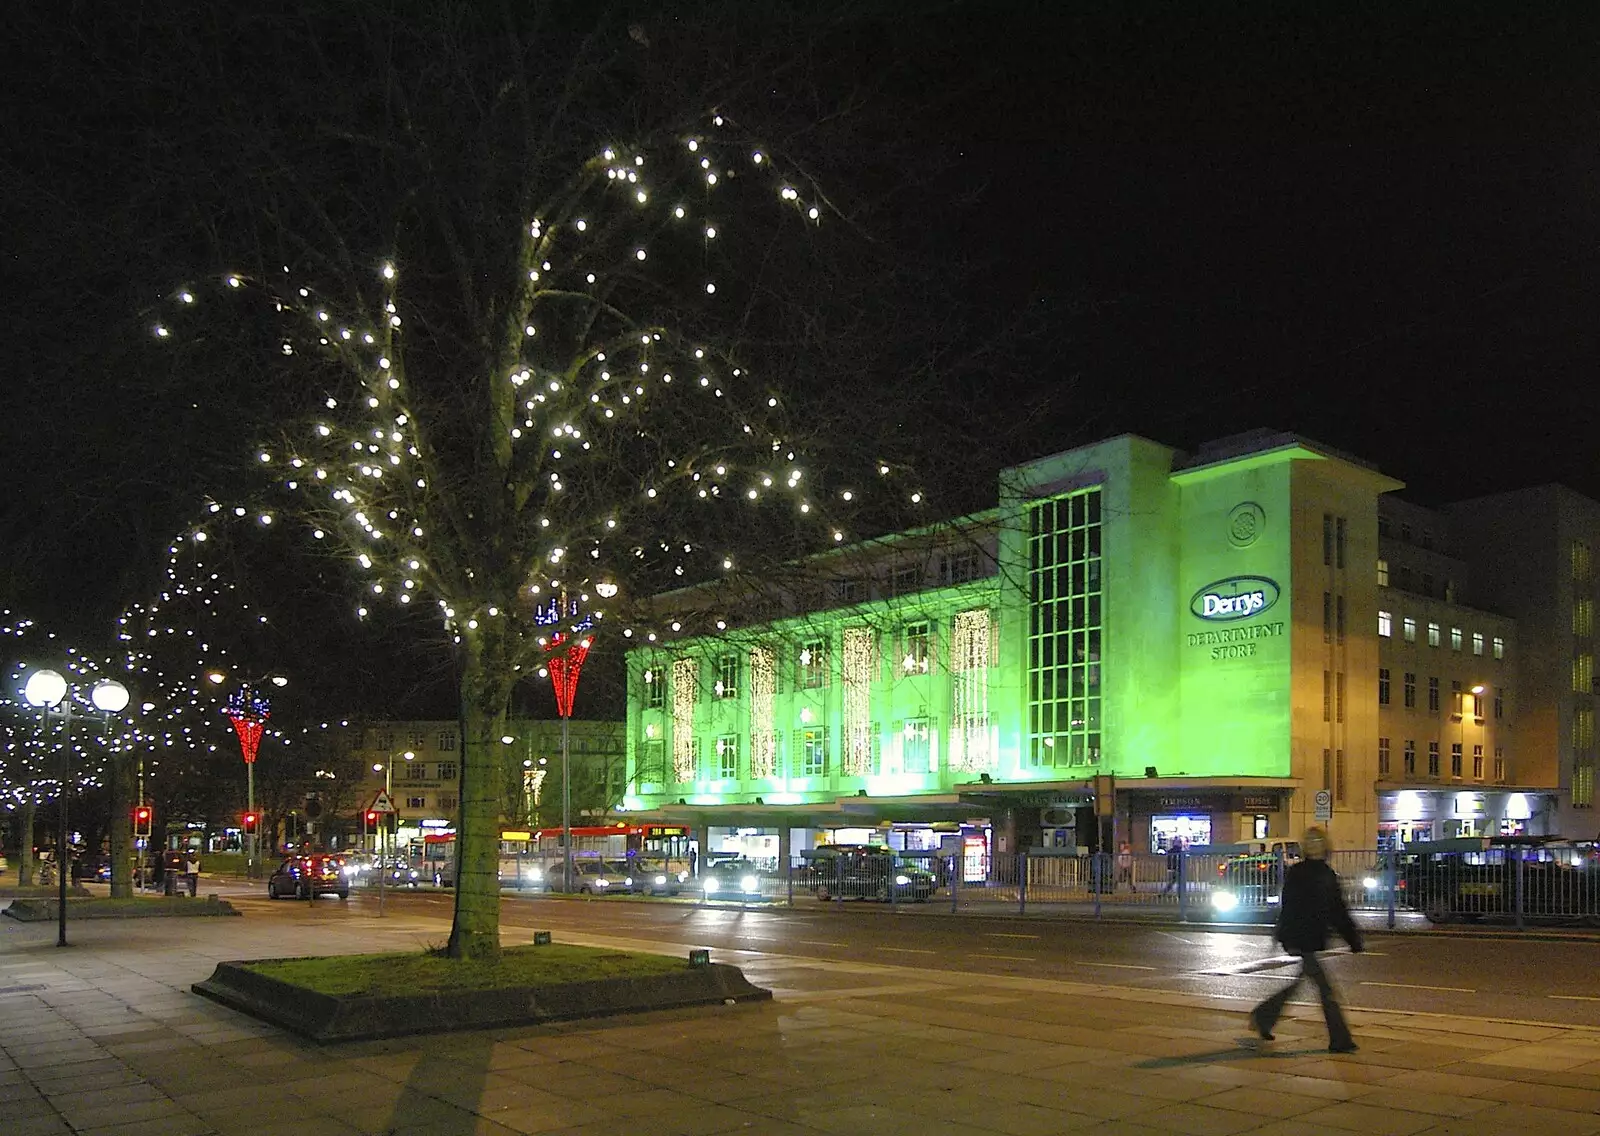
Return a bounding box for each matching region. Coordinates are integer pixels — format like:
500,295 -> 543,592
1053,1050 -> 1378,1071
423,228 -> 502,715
133,806 -> 152,836
365,811 -> 378,824
242,812 -> 259,832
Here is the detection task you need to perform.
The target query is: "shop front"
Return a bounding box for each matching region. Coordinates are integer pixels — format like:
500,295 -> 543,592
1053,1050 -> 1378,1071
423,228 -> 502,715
1124,787 -> 1291,852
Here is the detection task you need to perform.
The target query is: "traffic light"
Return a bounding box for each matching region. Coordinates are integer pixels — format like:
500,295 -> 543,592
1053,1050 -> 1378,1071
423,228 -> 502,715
133,806 -> 152,838
242,812 -> 258,834
365,811 -> 378,827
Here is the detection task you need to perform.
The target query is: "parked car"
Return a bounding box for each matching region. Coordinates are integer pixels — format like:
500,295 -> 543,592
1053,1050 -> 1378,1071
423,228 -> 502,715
631,858 -> 684,896
802,846 -> 937,902
1396,836 -> 1600,925
267,854 -> 349,899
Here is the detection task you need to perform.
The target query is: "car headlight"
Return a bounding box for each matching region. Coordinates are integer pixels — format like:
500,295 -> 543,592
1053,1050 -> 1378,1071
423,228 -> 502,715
677,870 -> 689,882
530,868 -> 544,881
653,874 -> 667,886
704,877 -> 721,893
741,875 -> 758,892
408,869 -> 418,879
595,878 -> 609,888
1211,890 -> 1239,912
1362,876 -> 1379,890
895,874 -> 911,886
623,877 -> 633,887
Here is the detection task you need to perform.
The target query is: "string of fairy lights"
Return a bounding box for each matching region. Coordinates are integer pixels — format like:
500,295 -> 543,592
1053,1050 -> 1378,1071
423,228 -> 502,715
150,111 -> 924,693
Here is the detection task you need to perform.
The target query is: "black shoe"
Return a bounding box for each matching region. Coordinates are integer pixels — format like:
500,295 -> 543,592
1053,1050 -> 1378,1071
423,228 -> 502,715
1329,1042 -> 1358,1053
1248,1011 -> 1274,1041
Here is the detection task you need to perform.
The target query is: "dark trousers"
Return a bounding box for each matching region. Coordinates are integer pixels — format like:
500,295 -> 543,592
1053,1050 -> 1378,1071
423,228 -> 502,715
1251,951 -> 1353,1049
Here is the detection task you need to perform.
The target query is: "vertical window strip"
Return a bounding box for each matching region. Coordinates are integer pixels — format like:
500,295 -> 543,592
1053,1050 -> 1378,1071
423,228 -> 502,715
748,646 -> 777,778
950,608 -> 995,774
671,658 -> 697,782
841,628 -> 874,776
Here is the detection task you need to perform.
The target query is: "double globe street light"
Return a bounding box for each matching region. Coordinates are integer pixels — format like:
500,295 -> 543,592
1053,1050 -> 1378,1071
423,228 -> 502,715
22,668 -> 130,948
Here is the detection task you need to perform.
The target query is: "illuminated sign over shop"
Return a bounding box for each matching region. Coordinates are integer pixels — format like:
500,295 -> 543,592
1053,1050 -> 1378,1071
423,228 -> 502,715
1190,576 -> 1281,622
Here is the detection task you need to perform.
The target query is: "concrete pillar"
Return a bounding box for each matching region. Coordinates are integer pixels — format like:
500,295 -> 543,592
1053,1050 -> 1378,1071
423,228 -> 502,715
777,824 -> 792,874
694,825 -> 710,877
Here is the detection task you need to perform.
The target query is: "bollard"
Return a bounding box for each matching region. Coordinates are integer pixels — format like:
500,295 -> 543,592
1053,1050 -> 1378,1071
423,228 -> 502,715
1385,847 -> 1397,930
1018,852 -> 1028,915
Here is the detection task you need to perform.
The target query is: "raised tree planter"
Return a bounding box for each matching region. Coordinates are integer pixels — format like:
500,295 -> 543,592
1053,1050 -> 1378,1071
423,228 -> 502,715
4,894 -> 238,920
192,948 -> 771,1042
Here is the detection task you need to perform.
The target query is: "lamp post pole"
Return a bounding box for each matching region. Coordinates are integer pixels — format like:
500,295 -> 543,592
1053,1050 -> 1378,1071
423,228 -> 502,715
22,670 -> 130,948
221,682 -> 279,878
539,587 -> 601,894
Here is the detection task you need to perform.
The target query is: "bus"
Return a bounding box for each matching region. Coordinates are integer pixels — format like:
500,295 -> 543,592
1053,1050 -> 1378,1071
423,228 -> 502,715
426,824 -> 692,888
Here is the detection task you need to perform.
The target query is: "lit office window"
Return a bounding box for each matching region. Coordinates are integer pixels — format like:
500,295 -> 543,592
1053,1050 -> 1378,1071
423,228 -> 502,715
1378,610 -> 1392,637
1576,598 -> 1594,637
1428,742 -> 1440,777
1403,617 -> 1417,642
1378,738 -> 1390,778
1575,654 -> 1594,695
1427,622 -> 1441,648
1378,668 -> 1391,705
1492,636 -> 1504,660
1377,558 -> 1389,587
1472,632 -> 1484,656
1404,740 -> 1416,776
1450,626 -> 1463,652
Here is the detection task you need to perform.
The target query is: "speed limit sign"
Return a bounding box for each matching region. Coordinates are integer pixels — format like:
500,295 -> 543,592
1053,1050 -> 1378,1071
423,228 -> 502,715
1313,789 -> 1333,821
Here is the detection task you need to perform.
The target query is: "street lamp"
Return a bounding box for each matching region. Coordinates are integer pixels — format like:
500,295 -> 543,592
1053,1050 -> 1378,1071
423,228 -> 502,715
22,668 -> 130,948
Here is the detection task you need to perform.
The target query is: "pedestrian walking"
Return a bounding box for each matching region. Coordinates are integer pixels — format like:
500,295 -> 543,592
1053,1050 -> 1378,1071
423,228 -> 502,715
1160,837 -> 1183,894
1115,842 -> 1136,892
184,851 -> 200,897
1248,826 -> 1363,1053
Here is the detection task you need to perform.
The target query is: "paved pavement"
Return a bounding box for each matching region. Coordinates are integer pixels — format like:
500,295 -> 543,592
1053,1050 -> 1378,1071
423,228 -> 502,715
2,896 -> 1599,1135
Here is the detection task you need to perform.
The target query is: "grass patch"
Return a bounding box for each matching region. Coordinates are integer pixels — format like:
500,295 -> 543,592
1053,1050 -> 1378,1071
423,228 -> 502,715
241,944 -> 685,997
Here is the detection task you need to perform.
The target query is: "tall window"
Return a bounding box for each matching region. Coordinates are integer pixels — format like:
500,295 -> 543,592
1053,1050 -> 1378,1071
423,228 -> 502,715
1404,672 -> 1417,709
901,621 -> 931,674
1575,760 -> 1595,809
1404,740 -> 1417,776
1377,610 -> 1392,638
1378,737 -> 1391,778
1574,654 -> 1594,695
1335,750 -> 1347,801
1323,514 -> 1333,566
1575,707 -> 1595,750
1450,742 -> 1463,779
1336,517 -> 1347,568
1428,676 -> 1440,713
437,731 -> 457,752
1323,593 -> 1332,642
902,718 -> 932,774
637,739 -> 667,784
1323,671 -> 1332,721
1336,672 -> 1345,723
1427,742 -> 1440,778
1377,558 -> 1389,587
939,549 -> 983,585
1473,745 -> 1484,780
715,735 -> 739,779
798,639 -> 829,689
1494,688 -> 1504,719
714,655 -> 739,699
1378,668 -> 1391,705
643,666 -> 665,710
1403,617 -> 1417,642
1574,540 -> 1593,585
796,727 -> 829,778
1427,622 -> 1441,648
1493,747 -> 1505,783
1492,636 -> 1504,659
1472,632 -> 1484,657
1027,488 -> 1102,769
1450,626 -> 1463,652
438,762 -> 457,781
1322,748 -> 1331,791
1577,599 -> 1595,637
891,564 -> 922,596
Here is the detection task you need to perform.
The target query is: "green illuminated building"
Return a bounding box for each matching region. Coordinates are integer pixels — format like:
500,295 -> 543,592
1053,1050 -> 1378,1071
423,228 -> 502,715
624,431 -> 1573,864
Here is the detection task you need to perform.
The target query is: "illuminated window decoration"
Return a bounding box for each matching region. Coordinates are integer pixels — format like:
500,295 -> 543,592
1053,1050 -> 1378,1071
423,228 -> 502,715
1027,488 -> 1102,768
748,646 -> 777,778
949,608 -> 995,774
671,657 -> 697,782
841,627 -> 874,776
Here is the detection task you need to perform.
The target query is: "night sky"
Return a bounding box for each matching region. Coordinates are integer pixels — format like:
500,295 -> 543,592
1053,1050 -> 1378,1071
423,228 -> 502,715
3,3 -> 1598,702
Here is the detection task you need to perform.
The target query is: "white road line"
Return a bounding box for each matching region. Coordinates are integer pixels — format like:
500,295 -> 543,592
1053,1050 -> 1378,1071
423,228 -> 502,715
796,940 -> 844,947
1078,961 -> 1157,971
974,953 -> 1033,961
1549,994 -> 1600,1002
879,947 -> 936,954
986,932 -> 1040,939
1361,980 -> 1475,993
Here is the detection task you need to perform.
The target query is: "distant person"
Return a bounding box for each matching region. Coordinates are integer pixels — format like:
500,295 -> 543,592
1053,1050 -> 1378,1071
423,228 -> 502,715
688,848 -> 698,878
184,852 -> 200,897
1115,842 -> 1136,892
1161,837 -> 1184,894
1248,826 -> 1363,1053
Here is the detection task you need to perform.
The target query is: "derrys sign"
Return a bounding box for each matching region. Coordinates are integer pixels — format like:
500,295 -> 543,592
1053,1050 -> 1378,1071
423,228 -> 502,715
1190,576 -> 1281,622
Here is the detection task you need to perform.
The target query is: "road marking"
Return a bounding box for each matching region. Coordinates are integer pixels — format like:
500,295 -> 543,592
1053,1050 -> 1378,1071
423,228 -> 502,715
1361,981 -> 1475,993
878,947 -> 936,955
1549,994 -> 1600,1002
986,932 -> 1040,939
1078,961 -> 1157,971
974,953 -> 1033,961
797,940 -> 844,947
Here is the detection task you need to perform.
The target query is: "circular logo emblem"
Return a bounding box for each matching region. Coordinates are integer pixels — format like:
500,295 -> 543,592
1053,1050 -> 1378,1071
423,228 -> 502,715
1227,502 -> 1265,547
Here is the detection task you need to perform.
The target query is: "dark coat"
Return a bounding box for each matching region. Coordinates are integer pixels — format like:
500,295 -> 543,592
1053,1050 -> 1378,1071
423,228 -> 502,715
1274,859 -> 1362,954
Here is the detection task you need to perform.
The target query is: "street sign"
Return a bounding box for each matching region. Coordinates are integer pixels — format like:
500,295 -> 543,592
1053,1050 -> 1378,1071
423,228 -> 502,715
1313,789 -> 1332,821
371,791 -> 396,813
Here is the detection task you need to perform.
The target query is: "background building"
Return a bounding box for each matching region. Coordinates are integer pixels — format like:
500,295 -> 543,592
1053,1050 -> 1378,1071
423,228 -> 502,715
623,431 -> 1590,871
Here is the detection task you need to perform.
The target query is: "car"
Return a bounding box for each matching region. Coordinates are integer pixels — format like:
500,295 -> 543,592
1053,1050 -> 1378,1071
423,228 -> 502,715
267,854 -> 349,899
701,858 -> 768,901
802,846 -> 937,902
630,858 -> 684,896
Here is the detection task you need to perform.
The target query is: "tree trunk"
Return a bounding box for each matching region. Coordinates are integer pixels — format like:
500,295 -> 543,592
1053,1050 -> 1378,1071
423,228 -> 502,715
108,750 -> 134,898
446,630 -> 513,961
17,799 -> 36,887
